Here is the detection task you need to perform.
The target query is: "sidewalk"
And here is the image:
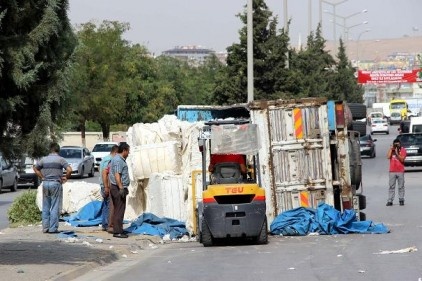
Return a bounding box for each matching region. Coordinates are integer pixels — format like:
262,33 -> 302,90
0,222 -> 164,281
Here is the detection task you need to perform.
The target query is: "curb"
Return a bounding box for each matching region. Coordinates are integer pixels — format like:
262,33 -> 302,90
49,251 -> 119,281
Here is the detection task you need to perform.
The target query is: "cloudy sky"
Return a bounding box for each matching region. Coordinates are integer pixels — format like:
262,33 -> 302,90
68,0 -> 420,55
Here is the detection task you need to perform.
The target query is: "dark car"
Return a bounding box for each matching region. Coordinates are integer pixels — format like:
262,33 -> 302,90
360,135 -> 377,158
396,133 -> 422,167
0,155 -> 19,192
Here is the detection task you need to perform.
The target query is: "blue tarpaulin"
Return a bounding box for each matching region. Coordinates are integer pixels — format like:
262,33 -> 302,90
270,203 -> 389,236
63,200 -> 103,227
62,200 -> 189,239
125,213 -> 189,240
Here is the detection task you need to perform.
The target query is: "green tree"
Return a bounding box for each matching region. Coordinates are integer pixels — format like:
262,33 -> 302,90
69,21 -> 131,142
291,24 -> 336,98
327,39 -> 364,102
0,0 -> 76,158
213,0 -> 288,104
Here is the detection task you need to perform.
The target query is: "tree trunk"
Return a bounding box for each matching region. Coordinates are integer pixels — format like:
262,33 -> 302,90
101,122 -> 110,141
80,118 -> 86,147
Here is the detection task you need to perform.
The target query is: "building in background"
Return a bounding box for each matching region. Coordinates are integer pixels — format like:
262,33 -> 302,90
162,45 -> 225,66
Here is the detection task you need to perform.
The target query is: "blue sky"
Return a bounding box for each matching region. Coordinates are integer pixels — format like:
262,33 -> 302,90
68,0 -> 420,55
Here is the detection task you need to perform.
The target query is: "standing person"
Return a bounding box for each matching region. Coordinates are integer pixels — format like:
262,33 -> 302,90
386,138 -> 407,206
33,143 -> 72,233
99,145 -> 119,232
109,142 -> 130,238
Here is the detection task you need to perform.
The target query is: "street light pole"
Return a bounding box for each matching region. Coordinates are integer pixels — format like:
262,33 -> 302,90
247,0 -> 253,102
325,9 -> 368,41
320,0 -> 348,49
356,29 -> 370,67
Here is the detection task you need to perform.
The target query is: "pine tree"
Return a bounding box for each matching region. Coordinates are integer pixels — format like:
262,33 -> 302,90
0,0 -> 76,157
213,0 -> 289,104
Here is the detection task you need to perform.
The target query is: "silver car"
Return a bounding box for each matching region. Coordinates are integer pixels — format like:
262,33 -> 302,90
0,155 -> 19,192
59,146 -> 95,178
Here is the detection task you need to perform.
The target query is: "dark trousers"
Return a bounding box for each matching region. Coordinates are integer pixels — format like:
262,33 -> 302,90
110,184 -> 127,234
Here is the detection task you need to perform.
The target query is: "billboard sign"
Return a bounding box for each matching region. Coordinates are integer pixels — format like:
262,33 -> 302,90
358,69 -> 422,84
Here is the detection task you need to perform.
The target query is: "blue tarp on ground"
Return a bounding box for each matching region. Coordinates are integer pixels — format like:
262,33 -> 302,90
63,200 -> 103,227
125,213 -> 189,240
270,203 -> 390,236
62,200 -> 189,239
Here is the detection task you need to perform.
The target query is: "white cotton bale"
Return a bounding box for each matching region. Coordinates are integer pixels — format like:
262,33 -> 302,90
36,181 -> 102,214
146,173 -> 186,223
129,141 -> 181,180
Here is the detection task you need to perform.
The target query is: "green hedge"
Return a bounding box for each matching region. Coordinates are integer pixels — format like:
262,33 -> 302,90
8,190 -> 41,227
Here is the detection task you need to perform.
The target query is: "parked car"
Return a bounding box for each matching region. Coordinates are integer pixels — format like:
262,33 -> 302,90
396,133 -> 422,167
0,155 -> 19,192
15,156 -> 40,188
59,146 -> 95,178
91,142 -> 118,171
359,135 -> 377,158
370,118 -> 389,135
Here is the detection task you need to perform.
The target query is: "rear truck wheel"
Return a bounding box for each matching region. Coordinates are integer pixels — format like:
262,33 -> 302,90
359,212 -> 366,221
348,103 -> 367,120
201,220 -> 213,247
88,165 -> 95,177
351,121 -> 366,136
10,178 -> 17,192
358,194 -> 366,210
256,218 -> 268,245
349,137 -> 362,190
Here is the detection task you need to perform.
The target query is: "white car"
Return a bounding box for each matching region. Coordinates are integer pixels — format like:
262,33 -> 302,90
91,142 -> 118,170
370,118 -> 389,135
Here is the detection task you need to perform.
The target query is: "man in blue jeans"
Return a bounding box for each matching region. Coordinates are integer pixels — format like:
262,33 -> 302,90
99,145 -> 118,232
33,143 -> 72,233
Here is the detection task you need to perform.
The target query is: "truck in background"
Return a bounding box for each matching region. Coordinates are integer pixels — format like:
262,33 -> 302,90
389,99 -> 409,121
371,102 -> 390,120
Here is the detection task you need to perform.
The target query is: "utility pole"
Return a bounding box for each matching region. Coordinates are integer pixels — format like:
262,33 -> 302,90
247,0 -> 253,102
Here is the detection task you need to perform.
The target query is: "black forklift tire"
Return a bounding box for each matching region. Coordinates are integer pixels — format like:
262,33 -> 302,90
201,220 -> 213,247
256,218 -> 268,245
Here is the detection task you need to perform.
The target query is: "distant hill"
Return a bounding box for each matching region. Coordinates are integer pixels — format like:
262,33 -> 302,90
324,36 -> 422,62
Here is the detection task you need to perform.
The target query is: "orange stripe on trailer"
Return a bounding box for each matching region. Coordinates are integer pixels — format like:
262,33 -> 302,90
300,191 -> 309,207
293,108 -> 303,139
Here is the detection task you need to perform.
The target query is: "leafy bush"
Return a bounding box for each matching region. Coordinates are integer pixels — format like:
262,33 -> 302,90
7,190 -> 41,226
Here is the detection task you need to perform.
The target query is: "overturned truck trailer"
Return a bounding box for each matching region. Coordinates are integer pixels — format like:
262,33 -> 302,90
249,98 -> 365,221
177,98 -> 365,225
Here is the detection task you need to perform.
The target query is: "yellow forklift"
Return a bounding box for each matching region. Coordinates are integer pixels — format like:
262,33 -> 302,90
197,120 -> 267,246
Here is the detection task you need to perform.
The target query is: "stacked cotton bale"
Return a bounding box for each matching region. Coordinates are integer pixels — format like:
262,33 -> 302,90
125,115 -> 204,232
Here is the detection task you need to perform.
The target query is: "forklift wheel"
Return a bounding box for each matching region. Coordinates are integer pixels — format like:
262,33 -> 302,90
201,220 -> 213,247
256,218 -> 268,245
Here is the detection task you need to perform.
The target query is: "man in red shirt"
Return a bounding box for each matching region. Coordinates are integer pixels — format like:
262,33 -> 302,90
208,154 -> 247,176
386,138 -> 407,206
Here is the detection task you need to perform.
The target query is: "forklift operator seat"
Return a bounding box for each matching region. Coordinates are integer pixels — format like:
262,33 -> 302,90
212,162 -> 242,184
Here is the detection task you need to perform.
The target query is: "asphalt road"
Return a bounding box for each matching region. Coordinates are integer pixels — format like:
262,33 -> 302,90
75,125 -> 422,281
